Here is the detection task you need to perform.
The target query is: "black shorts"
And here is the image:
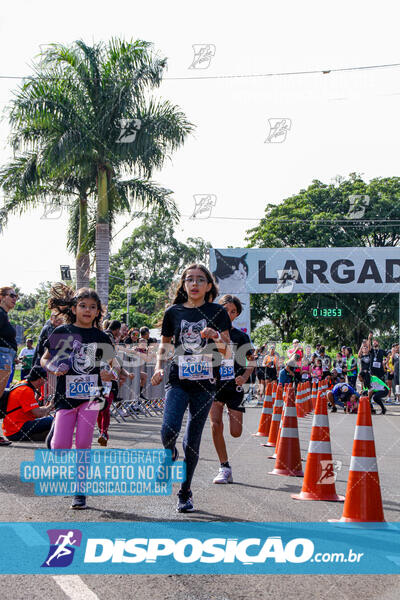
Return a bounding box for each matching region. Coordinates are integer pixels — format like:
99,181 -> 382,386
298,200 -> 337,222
214,385 -> 246,413
265,367 -> 277,381
256,367 -> 266,381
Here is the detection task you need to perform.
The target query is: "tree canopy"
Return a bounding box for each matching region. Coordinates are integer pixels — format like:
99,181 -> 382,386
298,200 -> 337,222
108,213 -> 211,326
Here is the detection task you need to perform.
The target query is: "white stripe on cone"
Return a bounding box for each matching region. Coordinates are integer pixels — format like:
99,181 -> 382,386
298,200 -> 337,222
313,414 -> 329,427
308,440 -> 332,454
349,456 -> 378,472
354,426 -> 374,441
262,407 -> 273,414
280,428 -> 299,438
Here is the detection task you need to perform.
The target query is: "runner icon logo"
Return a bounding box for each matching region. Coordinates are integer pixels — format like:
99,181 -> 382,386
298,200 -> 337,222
276,268 -> 299,293
317,460 -> 342,485
188,44 -> 216,69
41,529 -> 82,568
265,118 -> 292,143
346,195 -> 370,219
190,194 -> 217,219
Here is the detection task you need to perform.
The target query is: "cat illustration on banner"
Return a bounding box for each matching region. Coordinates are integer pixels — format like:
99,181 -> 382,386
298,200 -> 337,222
212,250 -> 248,293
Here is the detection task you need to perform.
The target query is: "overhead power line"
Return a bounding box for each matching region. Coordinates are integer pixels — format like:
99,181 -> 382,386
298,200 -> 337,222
165,62 -> 400,81
0,61 -> 400,82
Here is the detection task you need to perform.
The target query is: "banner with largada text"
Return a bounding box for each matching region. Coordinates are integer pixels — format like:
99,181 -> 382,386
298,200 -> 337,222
209,247 -> 400,294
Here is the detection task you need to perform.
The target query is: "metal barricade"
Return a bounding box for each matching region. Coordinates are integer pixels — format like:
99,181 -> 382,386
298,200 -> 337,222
43,373 -> 57,402
110,348 -> 168,422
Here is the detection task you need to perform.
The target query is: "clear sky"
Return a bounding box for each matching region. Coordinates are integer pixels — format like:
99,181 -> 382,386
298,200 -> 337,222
1,0 -> 399,292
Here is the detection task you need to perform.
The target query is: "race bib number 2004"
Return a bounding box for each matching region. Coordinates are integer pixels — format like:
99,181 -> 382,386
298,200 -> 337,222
178,354 -> 213,381
66,374 -> 98,399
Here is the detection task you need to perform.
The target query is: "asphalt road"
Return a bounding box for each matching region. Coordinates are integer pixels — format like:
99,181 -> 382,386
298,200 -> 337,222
1,403 -> 400,599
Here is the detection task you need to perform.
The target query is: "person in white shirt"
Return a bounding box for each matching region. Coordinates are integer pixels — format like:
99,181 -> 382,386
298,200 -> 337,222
19,339 -> 35,380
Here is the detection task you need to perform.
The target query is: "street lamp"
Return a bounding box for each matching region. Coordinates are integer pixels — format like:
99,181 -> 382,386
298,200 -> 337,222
60,265 -> 72,281
124,269 -> 136,328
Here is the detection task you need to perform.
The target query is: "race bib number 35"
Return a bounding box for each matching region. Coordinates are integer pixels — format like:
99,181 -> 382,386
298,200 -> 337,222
219,359 -> 235,381
178,354 -> 213,381
66,374 -> 98,399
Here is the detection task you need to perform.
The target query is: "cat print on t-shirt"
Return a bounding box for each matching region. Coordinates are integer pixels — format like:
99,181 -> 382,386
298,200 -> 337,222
180,319 -> 207,353
71,340 -> 97,374
212,250 -> 248,293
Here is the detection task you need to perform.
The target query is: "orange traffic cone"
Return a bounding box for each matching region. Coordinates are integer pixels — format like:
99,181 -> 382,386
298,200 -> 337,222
269,387 -> 304,477
330,395 -> 385,522
320,378 -> 328,394
253,382 -> 273,437
271,381 -> 277,402
304,382 -> 312,414
265,384 -> 284,447
296,383 -> 306,418
311,383 -> 317,410
292,391 -> 344,502
268,387 -> 289,459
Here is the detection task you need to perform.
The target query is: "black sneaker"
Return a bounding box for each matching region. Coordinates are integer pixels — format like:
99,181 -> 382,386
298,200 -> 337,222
371,408 -> 376,414
331,406 -> 337,413
381,407 -> 387,415
176,490 -> 194,513
0,437 -> 12,446
70,495 -> 87,510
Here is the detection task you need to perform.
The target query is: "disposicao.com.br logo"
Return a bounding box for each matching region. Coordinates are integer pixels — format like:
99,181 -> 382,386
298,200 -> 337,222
83,536 -> 363,566
1,521 -> 391,575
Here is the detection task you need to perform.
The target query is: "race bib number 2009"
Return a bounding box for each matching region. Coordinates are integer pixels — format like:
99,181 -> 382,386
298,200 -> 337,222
178,354 -> 213,381
66,374 -> 98,399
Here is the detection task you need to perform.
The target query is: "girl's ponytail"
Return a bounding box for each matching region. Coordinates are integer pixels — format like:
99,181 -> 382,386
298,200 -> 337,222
48,283 -> 104,327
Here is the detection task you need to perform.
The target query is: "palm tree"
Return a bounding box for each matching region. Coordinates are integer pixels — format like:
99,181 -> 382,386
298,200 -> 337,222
0,154 -> 94,288
1,39 -> 193,304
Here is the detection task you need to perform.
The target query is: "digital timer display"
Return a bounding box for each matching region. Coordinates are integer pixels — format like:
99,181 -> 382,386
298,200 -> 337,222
312,308 -> 342,318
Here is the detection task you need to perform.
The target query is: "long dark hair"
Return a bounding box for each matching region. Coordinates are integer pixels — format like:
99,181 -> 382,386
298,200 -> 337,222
171,264 -> 218,305
48,283 -> 103,328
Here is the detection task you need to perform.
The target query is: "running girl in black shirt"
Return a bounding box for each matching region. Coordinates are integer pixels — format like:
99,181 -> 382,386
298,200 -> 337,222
210,295 -> 254,484
151,265 -> 231,513
41,284 -> 115,509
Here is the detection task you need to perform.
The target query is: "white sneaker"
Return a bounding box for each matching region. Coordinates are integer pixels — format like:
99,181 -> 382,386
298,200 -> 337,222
213,466 -> 233,484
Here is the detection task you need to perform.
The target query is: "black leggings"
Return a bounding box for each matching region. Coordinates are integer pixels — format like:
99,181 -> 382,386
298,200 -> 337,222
370,390 -> 387,412
348,374 -> 357,388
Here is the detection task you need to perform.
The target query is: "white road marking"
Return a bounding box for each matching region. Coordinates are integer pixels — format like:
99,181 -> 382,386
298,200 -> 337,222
52,575 -> 100,600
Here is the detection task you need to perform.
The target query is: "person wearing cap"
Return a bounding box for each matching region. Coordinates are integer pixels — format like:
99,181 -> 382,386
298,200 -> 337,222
311,343 -> 322,361
2,366 -> 54,442
287,339 -> 300,358
327,381 -> 359,413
